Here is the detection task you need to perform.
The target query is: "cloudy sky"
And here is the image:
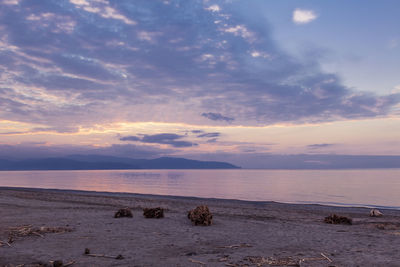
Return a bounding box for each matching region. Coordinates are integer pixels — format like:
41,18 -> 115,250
1,0 -> 400,166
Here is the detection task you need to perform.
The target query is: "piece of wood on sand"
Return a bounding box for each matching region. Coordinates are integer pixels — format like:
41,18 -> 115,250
0,240 -> 12,247
217,243 -> 252,249
188,258 -> 206,265
84,248 -> 124,260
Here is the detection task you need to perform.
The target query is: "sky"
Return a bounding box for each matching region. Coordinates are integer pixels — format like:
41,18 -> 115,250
0,0 -> 400,167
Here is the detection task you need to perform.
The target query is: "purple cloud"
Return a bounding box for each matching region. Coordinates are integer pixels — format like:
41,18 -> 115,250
201,113 -> 234,122
197,132 -> 220,138
119,136 -> 141,142
307,144 -> 335,149
0,0 -> 398,129
120,133 -> 197,148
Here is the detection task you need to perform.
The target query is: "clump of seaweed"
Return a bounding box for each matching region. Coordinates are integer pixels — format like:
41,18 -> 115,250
114,208 -> 133,218
143,207 -> 164,218
188,205 -> 212,226
324,214 -> 352,225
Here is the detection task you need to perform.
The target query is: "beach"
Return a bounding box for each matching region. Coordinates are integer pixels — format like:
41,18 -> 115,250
1,187 -> 400,266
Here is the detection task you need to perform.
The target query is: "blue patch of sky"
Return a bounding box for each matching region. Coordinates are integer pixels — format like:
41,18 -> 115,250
245,0 -> 400,94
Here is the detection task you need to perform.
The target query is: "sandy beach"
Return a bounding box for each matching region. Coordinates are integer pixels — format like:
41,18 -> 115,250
1,187 -> 400,267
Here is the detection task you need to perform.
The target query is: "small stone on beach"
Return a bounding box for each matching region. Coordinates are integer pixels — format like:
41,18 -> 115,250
370,209 -> 383,217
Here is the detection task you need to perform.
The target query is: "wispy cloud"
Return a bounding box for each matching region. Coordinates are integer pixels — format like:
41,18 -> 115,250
2,0 -> 19,5
205,5 -> 220,12
197,132 -> 220,138
119,135 -> 141,142
69,0 -> 136,25
307,143 -> 335,149
120,133 -> 197,148
293,9 -> 318,24
388,38 -> 399,49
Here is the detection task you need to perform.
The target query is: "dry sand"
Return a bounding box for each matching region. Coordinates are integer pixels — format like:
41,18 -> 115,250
1,187 -> 400,267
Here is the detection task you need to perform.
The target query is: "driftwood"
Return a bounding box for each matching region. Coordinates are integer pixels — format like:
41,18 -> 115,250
2,261 -> 75,267
218,256 -> 229,262
374,222 -> 400,230
188,205 -> 212,226
188,258 -> 206,265
84,248 -> 124,260
11,261 -> 50,267
143,207 -> 164,218
239,253 -> 333,267
52,260 -> 63,267
56,261 -> 75,267
6,225 -> 73,244
114,208 -> 133,218
217,243 -> 252,249
320,252 -> 333,263
0,240 -> 12,247
245,256 -> 300,266
324,214 -> 352,225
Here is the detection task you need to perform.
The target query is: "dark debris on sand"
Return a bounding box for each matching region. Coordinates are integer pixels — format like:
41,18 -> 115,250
143,207 -> 164,218
324,214 -> 352,225
5,225 -> 73,245
114,208 -> 133,218
188,205 -> 213,226
374,222 -> 400,230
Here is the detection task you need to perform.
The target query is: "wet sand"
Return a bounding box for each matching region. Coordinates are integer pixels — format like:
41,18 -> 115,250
1,187 -> 400,266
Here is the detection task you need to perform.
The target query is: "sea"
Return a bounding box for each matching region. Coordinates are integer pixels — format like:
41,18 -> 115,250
1,169 -> 399,209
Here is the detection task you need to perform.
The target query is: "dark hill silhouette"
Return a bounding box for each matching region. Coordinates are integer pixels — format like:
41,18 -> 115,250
0,156 -> 240,170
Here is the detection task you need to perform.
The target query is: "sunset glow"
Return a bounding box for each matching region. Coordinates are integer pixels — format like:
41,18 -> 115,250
1,0 -> 399,167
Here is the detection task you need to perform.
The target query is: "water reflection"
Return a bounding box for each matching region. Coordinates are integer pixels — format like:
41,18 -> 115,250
167,172 -> 183,179
118,172 -> 161,178
0,169 -> 399,209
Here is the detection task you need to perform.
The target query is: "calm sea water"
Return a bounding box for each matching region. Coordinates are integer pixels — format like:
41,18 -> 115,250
1,169 -> 399,209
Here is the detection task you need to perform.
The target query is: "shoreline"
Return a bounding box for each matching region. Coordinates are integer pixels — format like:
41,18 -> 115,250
1,187 -> 400,266
1,186 -> 400,212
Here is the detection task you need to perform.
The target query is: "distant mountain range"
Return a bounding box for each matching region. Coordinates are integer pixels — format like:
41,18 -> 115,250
1,154 -> 399,170
0,155 -> 240,170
